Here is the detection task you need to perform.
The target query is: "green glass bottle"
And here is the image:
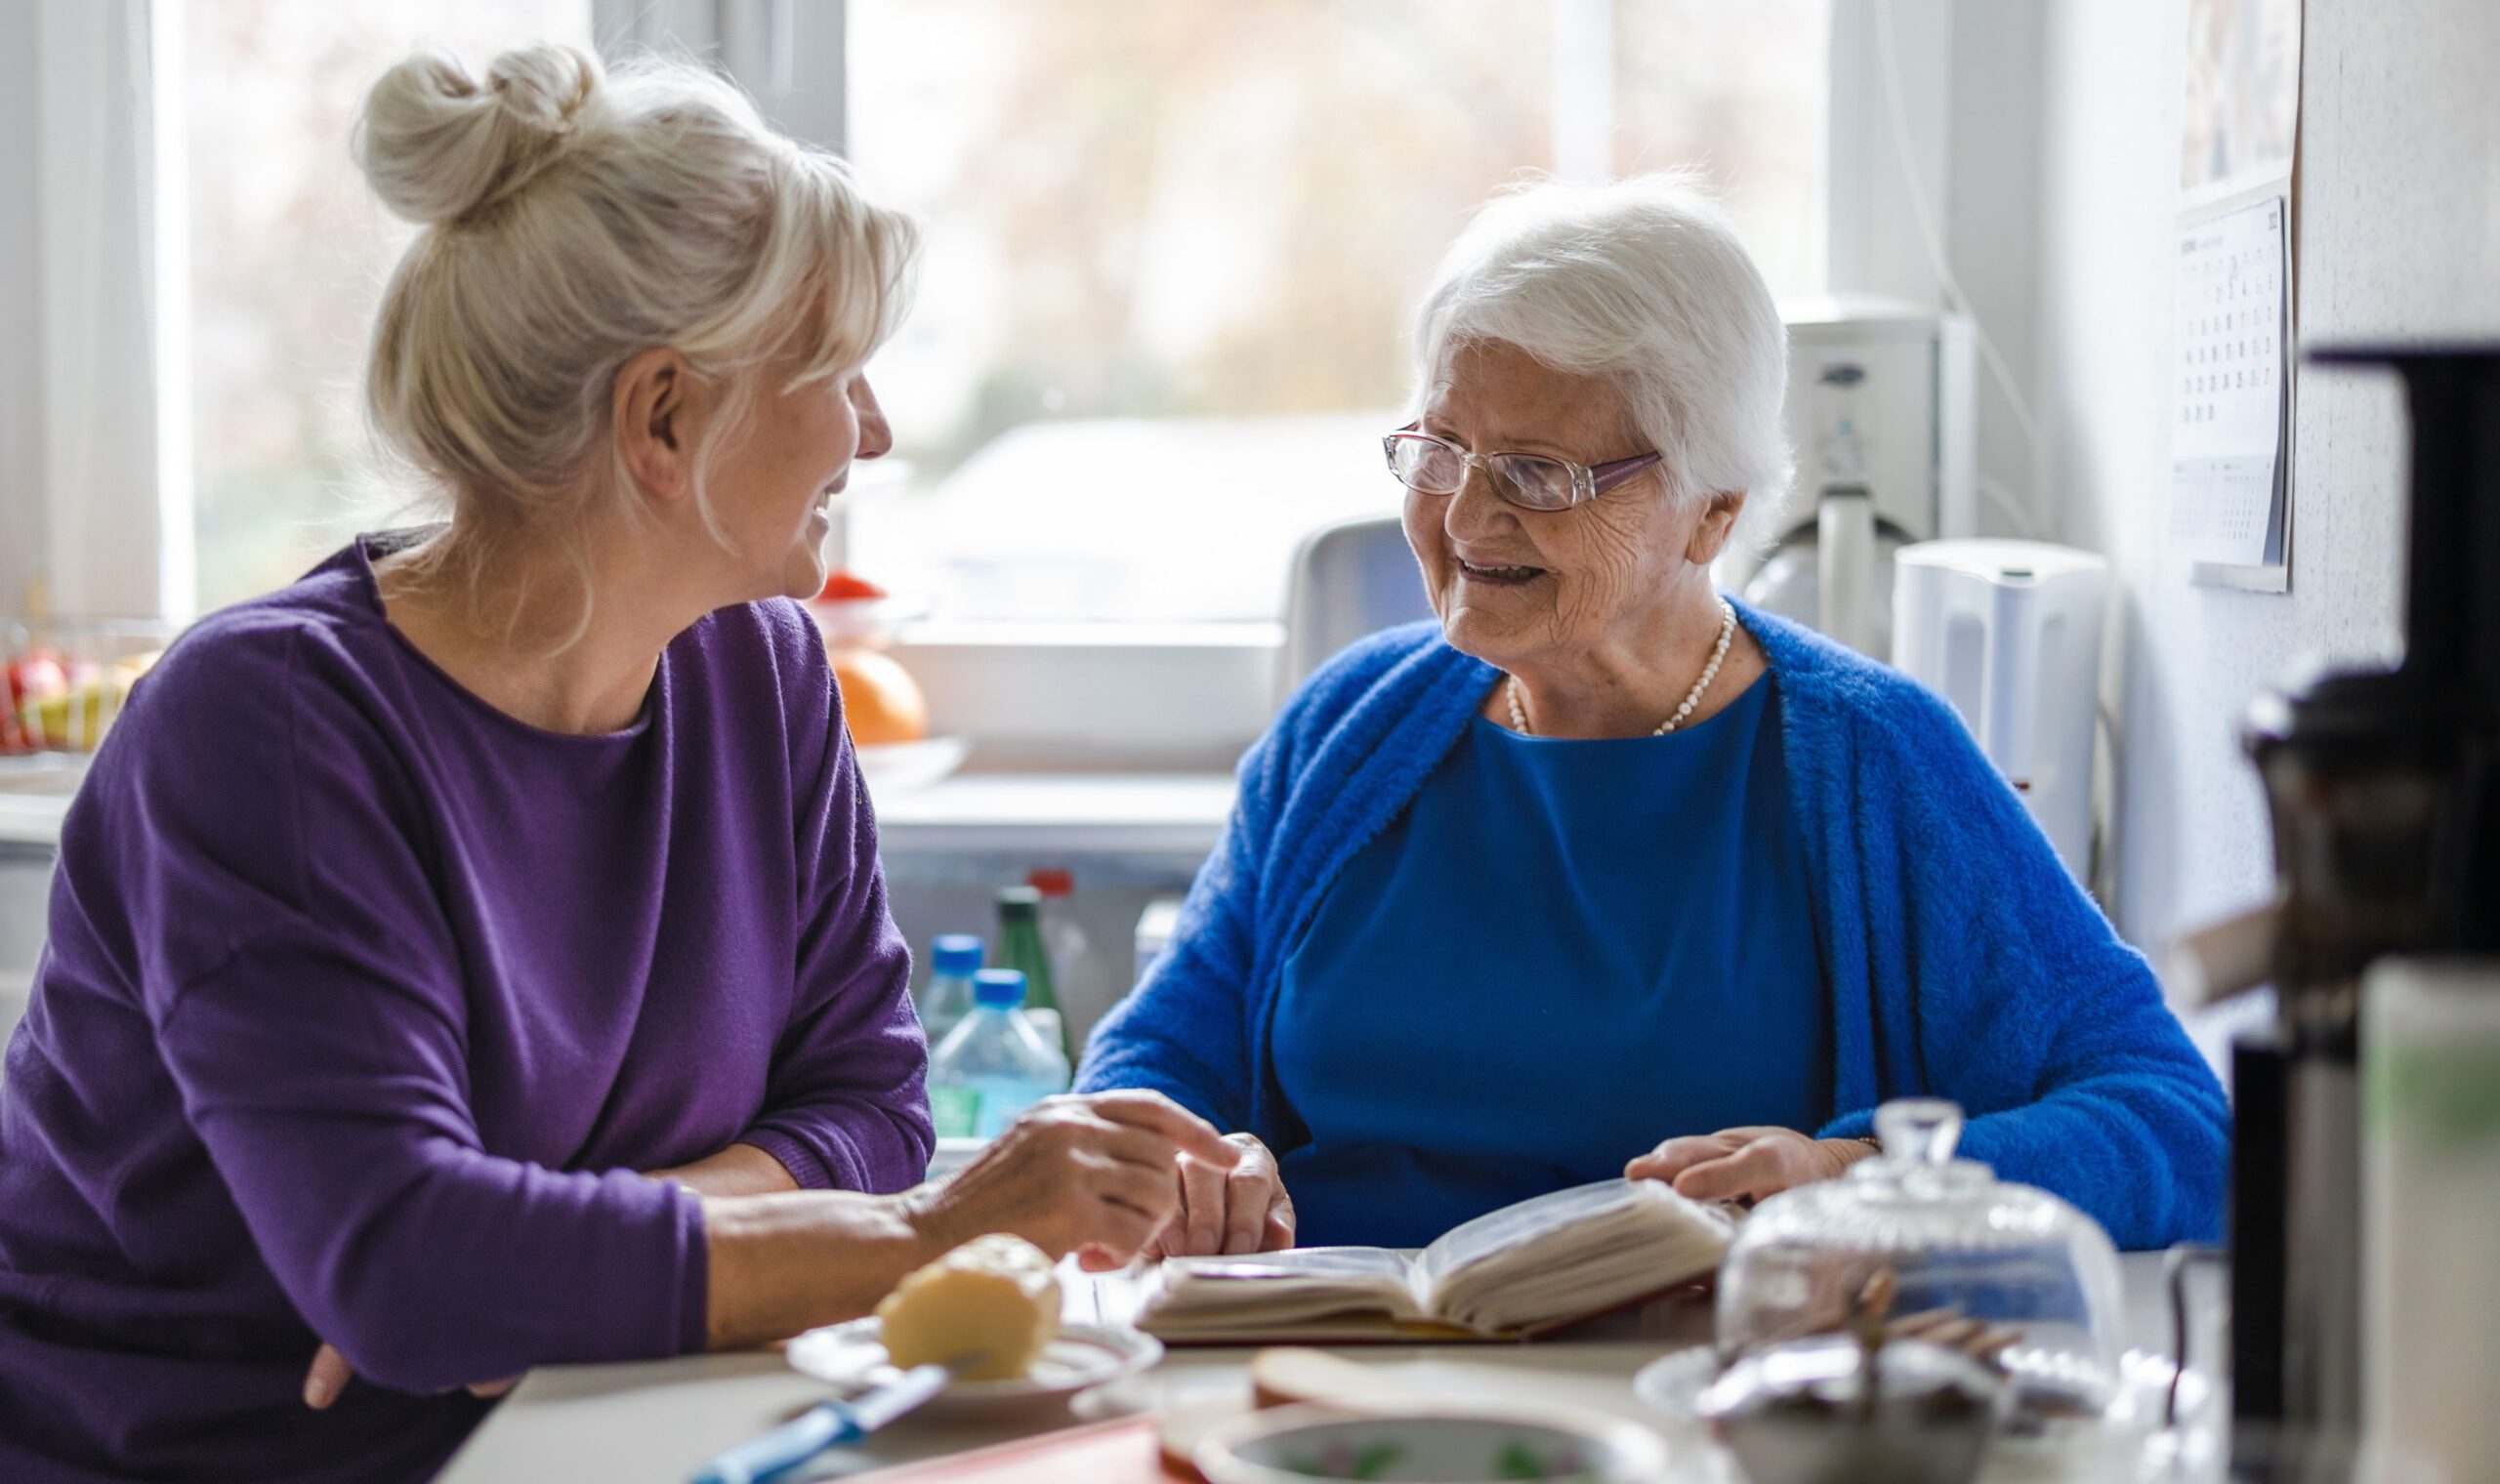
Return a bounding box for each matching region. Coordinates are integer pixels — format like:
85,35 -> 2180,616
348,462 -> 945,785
993,885 -> 1068,1061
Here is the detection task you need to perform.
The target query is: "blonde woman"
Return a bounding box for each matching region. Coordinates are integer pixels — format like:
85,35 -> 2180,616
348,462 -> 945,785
0,45 -> 1229,1484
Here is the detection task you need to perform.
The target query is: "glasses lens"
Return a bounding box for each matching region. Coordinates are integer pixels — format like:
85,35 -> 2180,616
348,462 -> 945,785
1388,435 -> 1465,493
1489,455 -> 1578,511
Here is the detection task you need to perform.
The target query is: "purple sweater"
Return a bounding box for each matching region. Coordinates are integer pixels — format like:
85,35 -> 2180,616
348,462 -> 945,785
0,537 -> 933,1483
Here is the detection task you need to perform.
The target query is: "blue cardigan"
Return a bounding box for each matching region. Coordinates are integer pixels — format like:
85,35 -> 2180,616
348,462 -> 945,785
1078,604 -> 2229,1251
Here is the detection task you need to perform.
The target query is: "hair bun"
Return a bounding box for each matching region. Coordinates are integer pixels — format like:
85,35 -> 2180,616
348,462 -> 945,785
354,43 -> 602,227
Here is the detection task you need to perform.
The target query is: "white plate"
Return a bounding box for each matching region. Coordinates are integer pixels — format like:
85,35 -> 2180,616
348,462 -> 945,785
785,1320 -> 1162,1419
854,734 -> 969,793
1632,1345 -> 2217,1483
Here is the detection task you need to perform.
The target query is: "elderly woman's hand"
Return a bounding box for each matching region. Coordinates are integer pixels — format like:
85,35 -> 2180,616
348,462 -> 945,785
1142,1132 -> 1296,1258
1624,1126 -> 1880,1206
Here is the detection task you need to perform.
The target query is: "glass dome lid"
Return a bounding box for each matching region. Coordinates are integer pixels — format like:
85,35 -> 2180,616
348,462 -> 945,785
1715,1098 -> 2127,1419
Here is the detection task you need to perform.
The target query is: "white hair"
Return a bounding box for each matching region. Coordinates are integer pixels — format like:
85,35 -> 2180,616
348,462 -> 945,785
353,43 -> 918,627
1409,172 -> 1792,552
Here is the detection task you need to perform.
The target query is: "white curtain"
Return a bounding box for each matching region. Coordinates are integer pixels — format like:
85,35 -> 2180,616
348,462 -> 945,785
18,0 -> 174,620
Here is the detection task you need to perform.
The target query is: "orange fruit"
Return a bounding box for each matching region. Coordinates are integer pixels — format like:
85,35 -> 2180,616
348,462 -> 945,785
816,569 -> 889,602
831,647 -> 928,747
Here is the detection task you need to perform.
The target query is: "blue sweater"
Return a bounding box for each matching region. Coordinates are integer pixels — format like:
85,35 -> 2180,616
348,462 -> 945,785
1079,604 -> 2229,1251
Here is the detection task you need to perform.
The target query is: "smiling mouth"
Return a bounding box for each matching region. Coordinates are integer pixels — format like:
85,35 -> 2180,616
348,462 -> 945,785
1457,557 -> 1546,585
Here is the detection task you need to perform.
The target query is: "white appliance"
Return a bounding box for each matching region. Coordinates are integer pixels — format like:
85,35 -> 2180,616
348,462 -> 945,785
1891,540 -> 2107,881
1721,296 -> 1977,659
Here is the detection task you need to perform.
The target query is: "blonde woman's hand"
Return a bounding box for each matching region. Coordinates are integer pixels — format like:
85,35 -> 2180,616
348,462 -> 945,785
302,1343 -> 512,1411
905,1091 -> 1238,1271
1624,1126 -> 1879,1206
1142,1132 -> 1296,1259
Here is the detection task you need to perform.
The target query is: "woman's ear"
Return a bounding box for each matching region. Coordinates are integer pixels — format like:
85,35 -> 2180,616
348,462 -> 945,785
613,348 -> 701,504
1686,490 -> 1746,565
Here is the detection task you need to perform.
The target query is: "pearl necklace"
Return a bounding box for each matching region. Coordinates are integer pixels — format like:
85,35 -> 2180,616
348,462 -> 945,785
1506,598 -> 1737,737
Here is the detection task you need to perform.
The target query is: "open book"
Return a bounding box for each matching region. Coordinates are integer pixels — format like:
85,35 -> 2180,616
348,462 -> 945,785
1134,1179 -> 1735,1342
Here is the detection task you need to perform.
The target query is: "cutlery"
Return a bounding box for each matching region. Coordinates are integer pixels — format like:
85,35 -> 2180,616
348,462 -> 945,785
688,1352 -> 987,1484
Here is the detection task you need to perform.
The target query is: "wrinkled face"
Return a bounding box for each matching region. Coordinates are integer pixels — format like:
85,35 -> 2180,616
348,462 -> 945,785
711,369 -> 893,601
1403,339 -> 1708,671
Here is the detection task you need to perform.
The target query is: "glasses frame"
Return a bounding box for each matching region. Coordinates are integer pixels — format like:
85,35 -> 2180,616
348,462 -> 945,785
1381,422 -> 1665,511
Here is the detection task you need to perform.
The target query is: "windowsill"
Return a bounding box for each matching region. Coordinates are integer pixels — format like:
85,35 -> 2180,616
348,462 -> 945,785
869,770 -> 1234,860
872,629 -> 1278,775
893,619 -> 1284,649
0,762 -> 1239,860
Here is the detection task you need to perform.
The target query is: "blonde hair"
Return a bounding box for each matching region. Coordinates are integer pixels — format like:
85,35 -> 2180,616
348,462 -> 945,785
1410,173 -> 1793,553
354,43 -> 918,630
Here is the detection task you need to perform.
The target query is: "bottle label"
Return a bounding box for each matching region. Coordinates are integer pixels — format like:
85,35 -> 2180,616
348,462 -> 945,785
930,1086 -> 982,1141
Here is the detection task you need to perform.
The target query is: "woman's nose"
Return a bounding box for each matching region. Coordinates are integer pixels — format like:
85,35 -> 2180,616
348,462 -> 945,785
851,378 -> 894,461
1443,462 -> 1513,542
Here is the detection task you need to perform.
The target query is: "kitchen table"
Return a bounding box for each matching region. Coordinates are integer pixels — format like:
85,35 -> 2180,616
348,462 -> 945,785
437,1252 -> 2212,1483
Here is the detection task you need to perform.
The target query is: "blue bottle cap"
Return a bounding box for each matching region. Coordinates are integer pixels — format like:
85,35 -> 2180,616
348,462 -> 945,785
931,934 -> 984,976
972,969 -> 1028,1009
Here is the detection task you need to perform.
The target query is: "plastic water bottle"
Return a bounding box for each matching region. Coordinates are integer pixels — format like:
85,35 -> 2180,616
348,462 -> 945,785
919,933 -> 983,1045
927,969 -> 1071,1140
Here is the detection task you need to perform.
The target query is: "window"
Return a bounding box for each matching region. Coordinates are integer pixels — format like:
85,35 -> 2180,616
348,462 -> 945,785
844,0 -> 1830,625
181,0 -> 596,613
167,0 -> 1829,629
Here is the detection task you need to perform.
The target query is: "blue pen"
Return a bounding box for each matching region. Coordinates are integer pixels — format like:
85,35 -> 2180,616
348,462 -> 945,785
688,1359 -> 963,1484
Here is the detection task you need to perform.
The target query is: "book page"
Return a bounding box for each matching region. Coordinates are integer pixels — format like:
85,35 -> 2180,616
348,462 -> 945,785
1417,1179 -> 1735,1337
1137,1183 -> 1733,1340
1137,1246 -> 1429,1336
1164,1247 -> 1416,1285
1413,1179 -> 1655,1288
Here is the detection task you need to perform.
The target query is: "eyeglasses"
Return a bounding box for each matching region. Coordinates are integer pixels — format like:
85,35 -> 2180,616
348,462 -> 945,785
1381,423 -> 1664,512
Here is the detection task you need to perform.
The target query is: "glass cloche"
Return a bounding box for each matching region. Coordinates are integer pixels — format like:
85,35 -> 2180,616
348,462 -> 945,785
1714,1098 -> 2126,1422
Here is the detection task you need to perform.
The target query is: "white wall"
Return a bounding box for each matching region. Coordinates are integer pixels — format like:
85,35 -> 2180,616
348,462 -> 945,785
2035,0 -> 2500,949
1943,0 -> 2047,535
1827,0 -> 2050,535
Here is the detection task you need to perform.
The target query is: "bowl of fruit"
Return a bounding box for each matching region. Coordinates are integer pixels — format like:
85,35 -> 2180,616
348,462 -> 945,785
4,621 -> 172,760
805,572 -> 965,792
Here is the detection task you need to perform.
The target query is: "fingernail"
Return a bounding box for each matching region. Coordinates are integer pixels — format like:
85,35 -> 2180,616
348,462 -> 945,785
304,1373 -> 336,1410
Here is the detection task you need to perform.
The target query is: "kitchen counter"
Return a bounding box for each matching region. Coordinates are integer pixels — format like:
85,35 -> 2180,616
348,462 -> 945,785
438,1253 -> 2213,1483
0,797 -> 68,850
0,760 -> 80,850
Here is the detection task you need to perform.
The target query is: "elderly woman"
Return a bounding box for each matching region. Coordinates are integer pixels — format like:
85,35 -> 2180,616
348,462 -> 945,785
1081,175 -> 2227,1258
0,46 -> 1229,1484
